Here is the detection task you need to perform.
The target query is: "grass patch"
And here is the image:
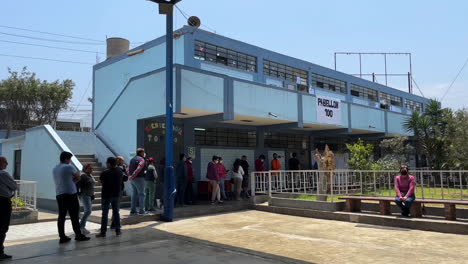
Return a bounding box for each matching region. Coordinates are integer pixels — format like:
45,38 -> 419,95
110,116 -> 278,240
294,194 -> 345,202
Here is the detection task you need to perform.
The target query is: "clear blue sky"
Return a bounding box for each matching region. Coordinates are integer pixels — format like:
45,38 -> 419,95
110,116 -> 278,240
1,0 -> 467,110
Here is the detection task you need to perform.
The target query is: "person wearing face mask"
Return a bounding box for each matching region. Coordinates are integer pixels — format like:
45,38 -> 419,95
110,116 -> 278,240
255,155 -> 266,171
206,156 -> 222,205
394,165 -> 416,217
128,148 -> 148,215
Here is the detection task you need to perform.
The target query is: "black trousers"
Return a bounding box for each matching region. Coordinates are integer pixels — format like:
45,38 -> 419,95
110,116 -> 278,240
0,197 -> 12,255
56,193 -> 82,238
185,182 -> 194,204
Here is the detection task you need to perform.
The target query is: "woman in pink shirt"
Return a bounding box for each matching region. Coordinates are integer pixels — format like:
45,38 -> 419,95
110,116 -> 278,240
394,165 -> 416,217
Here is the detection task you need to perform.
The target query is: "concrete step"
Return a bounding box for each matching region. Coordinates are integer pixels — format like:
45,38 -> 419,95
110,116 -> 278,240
76,154 -> 95,159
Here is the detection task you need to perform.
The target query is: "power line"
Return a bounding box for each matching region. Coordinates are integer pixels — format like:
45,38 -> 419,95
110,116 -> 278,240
411,77 -> 425,98
0,31 -> 104,45
0,53 -> 94,65
441,56 -> 468,101
0,39 -> 104,54
71,79 -> 92,119
0,25 -> 104,42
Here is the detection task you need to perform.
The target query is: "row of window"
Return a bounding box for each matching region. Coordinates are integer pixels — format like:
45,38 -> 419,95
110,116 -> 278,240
263,60 -> 308,85
312,73 -> 347,94
194,40 -> 257,72
193,40 -> 423,111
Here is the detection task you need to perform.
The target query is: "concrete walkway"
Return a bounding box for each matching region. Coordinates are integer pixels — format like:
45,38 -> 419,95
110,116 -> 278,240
4,210 -> 468,263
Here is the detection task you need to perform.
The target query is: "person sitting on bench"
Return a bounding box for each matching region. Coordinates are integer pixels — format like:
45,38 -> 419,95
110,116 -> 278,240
394,165 -> 416,216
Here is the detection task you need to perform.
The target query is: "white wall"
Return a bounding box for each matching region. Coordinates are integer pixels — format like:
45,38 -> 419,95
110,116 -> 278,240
0,136 -> 25,176
199,148 -> 255,181
96,71 -> 166,162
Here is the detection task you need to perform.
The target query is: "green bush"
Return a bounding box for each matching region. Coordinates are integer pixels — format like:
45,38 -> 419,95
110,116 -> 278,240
11,197 -> 25,207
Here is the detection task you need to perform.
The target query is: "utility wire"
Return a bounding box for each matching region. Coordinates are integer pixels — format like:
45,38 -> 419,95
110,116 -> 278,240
0,53 -> 94,65
71,80 -> 92,119
0,39 -> 104,54
411,77 -> 426,98
441,56 -> 468,101
0,31 -> 104,45
0,25 -> 103,42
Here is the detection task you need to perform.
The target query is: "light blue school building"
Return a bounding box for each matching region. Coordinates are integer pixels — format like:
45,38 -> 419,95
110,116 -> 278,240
1,26 -> 429,208
92,26 -> 427,176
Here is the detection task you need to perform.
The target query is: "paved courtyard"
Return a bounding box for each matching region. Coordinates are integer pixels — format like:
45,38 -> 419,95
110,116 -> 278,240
4,210 -> 468,263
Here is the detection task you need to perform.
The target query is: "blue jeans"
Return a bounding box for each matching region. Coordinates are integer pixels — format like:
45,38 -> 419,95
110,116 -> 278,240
395,192 -> 415,215
100,197 -> 121,234
219,178 -> 227,200
79,195 -> 92,229
131,177 -> 146,214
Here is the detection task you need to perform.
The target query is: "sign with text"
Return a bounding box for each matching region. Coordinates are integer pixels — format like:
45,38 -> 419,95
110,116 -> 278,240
316,97 -> 341,125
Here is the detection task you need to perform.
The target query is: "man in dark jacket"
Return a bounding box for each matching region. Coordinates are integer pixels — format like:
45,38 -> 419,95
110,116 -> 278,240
128,148 -> 147,215
175,154 -> 187,206
0,156 -> 16,260
96,157 -> 124,237
288,153 -> 301,170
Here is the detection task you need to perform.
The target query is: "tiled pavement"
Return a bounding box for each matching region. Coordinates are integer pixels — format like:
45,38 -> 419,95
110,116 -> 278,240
6,221 -> 101,242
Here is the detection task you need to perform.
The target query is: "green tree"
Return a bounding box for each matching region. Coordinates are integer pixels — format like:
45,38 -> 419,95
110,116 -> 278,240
403,99 -> 452,169
346,139 -> 374,170
447,108 -> 468,168
376,135 -> 414,170
0,67 -> 73,138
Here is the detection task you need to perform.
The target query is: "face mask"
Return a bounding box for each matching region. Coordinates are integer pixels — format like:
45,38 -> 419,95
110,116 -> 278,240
220,161 -> 223,164
261,159 -> 264,162
401,170 -> 408,175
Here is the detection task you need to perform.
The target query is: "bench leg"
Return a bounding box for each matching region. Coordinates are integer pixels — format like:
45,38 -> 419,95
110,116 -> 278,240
346,199 -> 361,212
379,201 -> 391,215
410,202 -> 422,217
444,204 -> 456,220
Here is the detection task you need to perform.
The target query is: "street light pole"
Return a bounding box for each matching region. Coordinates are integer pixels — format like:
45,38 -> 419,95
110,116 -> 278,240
149,0 -> 181,222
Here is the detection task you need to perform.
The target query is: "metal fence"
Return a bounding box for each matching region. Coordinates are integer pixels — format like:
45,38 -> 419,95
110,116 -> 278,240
251,170 -> 468,202
12,180 -> 37,210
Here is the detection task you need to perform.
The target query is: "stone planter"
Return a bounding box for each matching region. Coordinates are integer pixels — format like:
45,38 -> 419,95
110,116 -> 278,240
10,208 -> 39,225
269,197 -> 345,212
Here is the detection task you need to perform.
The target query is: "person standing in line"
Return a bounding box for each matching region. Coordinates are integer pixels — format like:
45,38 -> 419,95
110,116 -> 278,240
185,157 -> 195,205
78,164 -> 95,235
128,148 -> 148,216
175,154 -> 188,207
255,154 -> 266,172
394,165 -> 416,217
206,156 -> 222,205
53,151 -> 90,243
155,158 -> 165,209
271,153 -> 282,171
232,159 -> 245,201
0,156 -> 16,261
217,157 -> 228,201
96,157 -> 124,238
240,155 -> 250,199
144,157 -> 158,211
288,153 -> 301,170
112,156 -> 128,229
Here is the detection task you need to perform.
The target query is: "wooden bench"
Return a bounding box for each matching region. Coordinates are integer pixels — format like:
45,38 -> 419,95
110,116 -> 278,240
339,196 -> 468,221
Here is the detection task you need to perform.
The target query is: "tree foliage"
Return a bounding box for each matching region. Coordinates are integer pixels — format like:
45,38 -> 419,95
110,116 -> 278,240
403,99 -> 452,169
0,67 -> 74,137
346,139 -> 374,170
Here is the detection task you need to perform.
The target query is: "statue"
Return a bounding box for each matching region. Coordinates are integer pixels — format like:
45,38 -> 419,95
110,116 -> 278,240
313,145 -> 335,201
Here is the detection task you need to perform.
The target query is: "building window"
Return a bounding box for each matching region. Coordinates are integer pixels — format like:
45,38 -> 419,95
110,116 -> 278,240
263,60 -> 308,85
264,132 -> 309,149
311,73 -> 347,94
350,84 -> 378,102
380,92 -> 402,107
195,128 -> 256,147
194,40 -> 257,72
405,99 -> 423,112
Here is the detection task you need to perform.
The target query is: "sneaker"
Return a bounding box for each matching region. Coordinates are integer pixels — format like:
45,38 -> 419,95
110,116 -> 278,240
0,253 -> 13,260
81,228 -> 91,235
59,236 -> 72,244
116,231 -> 122,237
217,200 -> 224,205
75,235 -> 91,242
211,201 -> 215,205
95,233 -> 106,238
138,211 -> 149,216
129,212 -> 138,216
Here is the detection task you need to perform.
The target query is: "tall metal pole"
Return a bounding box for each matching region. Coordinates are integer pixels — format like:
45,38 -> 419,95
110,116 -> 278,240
163,7 -> 175,222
